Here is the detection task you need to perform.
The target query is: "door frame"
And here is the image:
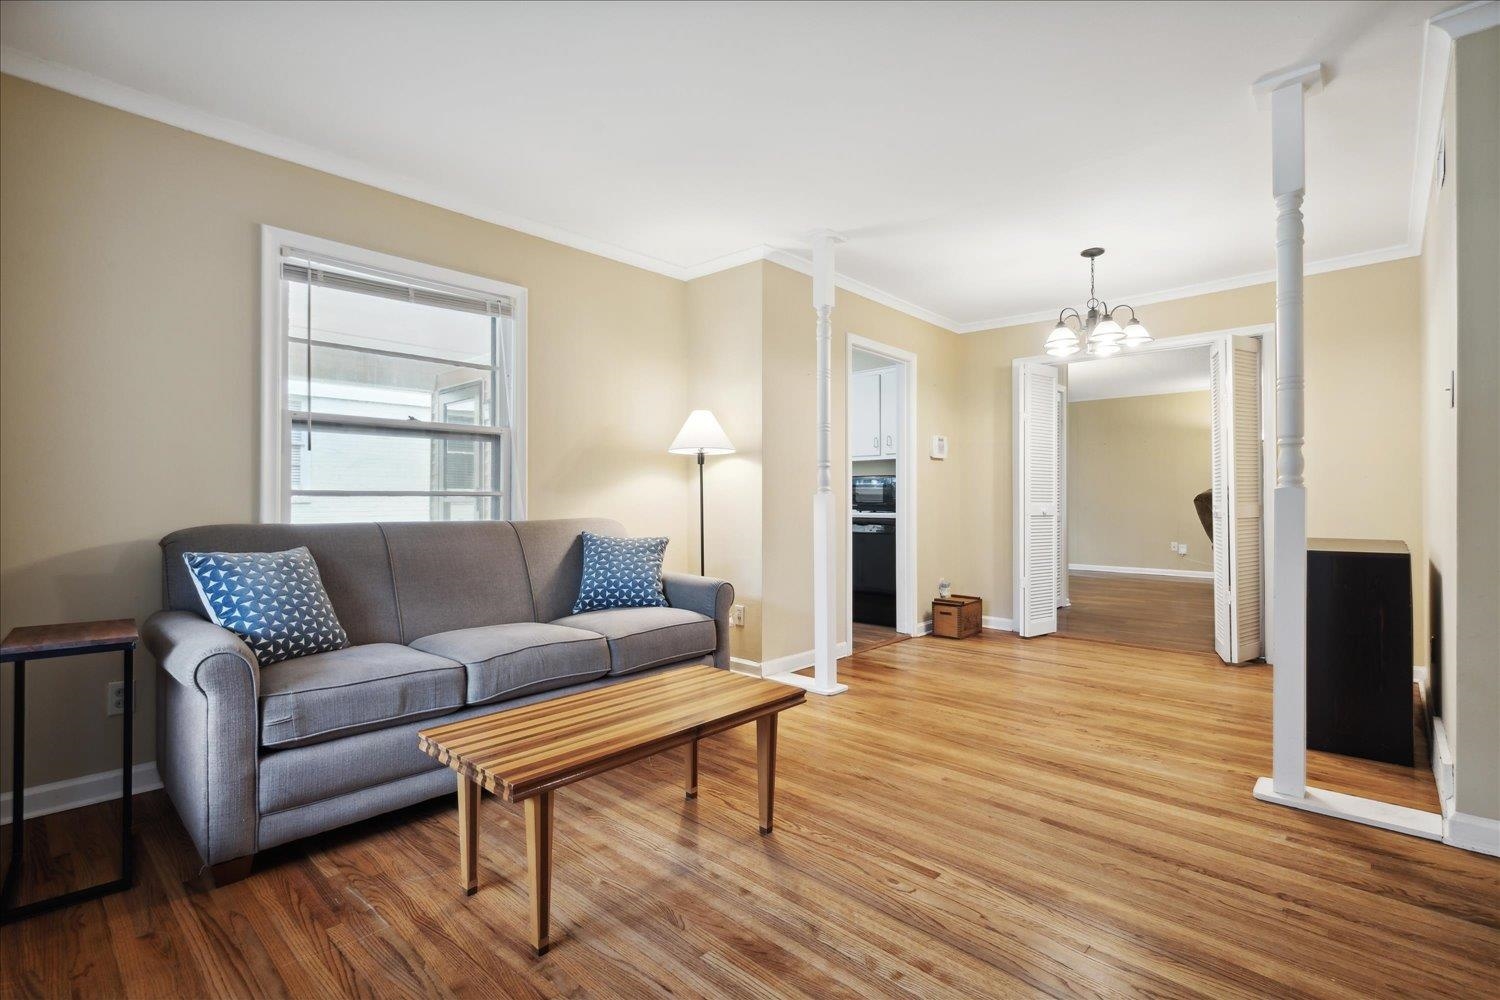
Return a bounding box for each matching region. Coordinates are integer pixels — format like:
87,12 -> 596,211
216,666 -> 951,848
1010,324 -> 1275,656
846,335 -> 919,644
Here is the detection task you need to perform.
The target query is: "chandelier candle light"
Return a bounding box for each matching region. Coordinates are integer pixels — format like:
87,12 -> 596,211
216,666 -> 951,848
1045,247 -> 1153,358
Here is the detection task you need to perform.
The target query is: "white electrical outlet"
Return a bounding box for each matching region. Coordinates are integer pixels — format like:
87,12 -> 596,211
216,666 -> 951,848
106,680 -> 136,717
1178,542 -> 1188,557
731,604 -> 746,627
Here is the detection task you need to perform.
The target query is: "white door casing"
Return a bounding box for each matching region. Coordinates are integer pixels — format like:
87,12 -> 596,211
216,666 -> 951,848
1210,335 -> 1264,663
1014,362 -> 1061,637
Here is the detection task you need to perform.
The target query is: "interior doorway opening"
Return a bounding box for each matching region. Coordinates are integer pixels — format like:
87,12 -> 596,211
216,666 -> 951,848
1012,327 -> 1274,664
846,336 -> 917,656
1054,345 -> 1217,654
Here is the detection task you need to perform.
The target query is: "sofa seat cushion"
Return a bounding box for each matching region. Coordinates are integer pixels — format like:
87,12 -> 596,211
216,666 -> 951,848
259,643 -> 465,750
551,607 -> 716,676
409,623 -> 610,706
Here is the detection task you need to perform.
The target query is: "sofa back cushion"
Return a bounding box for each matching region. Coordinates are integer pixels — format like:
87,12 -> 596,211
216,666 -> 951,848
381,521 -> 535,642
161,518 -> 628,642
512,518 -> 625,624
162,524 -> 402,645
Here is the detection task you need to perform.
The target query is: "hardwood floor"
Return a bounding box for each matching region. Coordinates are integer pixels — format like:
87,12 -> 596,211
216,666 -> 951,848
852,620 -> 905,654
1057,570 -> 1216,654
3,632 -> 1495,998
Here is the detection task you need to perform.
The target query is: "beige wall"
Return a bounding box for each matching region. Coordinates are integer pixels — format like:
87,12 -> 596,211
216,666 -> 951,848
1067,392 -> 1213,574
1422,28 -> 1500,824
959,257 -> 1426,662
0,75 -> 697,787
684,263 -> 764,661
760,262 -> 970,661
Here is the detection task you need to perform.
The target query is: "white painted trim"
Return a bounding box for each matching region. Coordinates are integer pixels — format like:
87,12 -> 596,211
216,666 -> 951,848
767,670 -> 848,696
1068,563 -> 1214,581
0,45 -> 1432,338
763,250 -> 962,331
741,642 -> 851,677
1406,5 -> 1499,287
1447,812 -> 1500,857
1252,777 -> 1443,840
1431,715 -> 1456,812
257,225 -> 528,522
952,245 -> 1417,334
1433,0 -> 1500,38
982,616 -> 1015,632
1,762 -> 161,826
846,335 -> 919,643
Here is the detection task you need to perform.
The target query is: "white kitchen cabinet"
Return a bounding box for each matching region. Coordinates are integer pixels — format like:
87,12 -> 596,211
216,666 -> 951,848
879,368 -> 898,457
851,370 -> 882,458
850,367 -> 900,459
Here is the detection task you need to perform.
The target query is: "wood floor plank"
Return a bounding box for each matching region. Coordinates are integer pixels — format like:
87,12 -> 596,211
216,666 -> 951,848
2,631 -> 1495,999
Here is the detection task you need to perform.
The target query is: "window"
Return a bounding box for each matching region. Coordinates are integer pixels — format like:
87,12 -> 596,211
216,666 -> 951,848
260,228 -> 526,523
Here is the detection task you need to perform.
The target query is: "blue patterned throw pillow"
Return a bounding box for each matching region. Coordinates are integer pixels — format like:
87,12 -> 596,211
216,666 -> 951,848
183,547 -> 350,666
572,531 -> 670,614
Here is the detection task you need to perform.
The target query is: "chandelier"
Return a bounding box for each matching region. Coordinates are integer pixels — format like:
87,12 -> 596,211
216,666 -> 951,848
1044,247 -> 1152,358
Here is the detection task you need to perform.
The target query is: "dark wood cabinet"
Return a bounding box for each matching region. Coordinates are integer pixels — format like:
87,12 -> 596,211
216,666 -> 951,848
1307,539 -> 1413,766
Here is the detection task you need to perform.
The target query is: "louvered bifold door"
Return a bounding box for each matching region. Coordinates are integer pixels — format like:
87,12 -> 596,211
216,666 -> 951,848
1227,336 -> 1263,661
1017,363 -> 1060,637
1210,337 -> 1264,663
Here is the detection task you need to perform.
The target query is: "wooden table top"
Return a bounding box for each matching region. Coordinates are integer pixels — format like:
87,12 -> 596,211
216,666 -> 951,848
419,665 -> 804,802
0,618 -> 138,660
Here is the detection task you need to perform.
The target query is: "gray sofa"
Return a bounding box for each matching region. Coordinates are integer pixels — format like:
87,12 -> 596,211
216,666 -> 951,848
142,518 -> 732,883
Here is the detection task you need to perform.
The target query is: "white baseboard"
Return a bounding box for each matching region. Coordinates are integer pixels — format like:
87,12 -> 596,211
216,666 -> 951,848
1446,811 -> 1500,857
914,616 -> 1014,636
1252,777 -> 1443,841
1069,562 -> 1214,581
735,641 -> 851,677
1,762 -> 162,826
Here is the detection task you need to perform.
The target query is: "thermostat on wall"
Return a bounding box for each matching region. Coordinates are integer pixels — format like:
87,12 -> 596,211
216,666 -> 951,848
930,434 -> 948,460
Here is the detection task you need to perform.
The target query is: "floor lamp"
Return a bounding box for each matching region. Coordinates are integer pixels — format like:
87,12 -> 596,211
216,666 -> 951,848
669,410 -> 735,575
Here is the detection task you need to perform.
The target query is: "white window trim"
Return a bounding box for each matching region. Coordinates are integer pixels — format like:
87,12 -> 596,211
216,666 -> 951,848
258,225 -> 528,523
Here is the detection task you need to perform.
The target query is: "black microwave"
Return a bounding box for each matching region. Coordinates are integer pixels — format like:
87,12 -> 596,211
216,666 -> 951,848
852,475 -> 896,513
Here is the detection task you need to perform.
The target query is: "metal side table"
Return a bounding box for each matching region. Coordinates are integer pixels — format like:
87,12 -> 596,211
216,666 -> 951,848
1,619 -> 138,923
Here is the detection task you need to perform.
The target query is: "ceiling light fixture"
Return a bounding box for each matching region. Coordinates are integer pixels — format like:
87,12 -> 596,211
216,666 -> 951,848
1046,247 -> 1152,358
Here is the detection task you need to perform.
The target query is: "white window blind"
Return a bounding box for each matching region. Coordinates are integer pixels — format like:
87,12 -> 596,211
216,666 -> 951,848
273,246 -> 520,524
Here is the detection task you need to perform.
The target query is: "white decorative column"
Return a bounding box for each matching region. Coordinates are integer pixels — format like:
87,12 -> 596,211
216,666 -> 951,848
807,230 -> 848,696
1254,64 -> 1322,800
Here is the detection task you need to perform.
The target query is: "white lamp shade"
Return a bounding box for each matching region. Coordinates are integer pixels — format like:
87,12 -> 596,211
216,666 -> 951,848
1089,317 -> 1124,344
1122,318 -> 1152,346
669,409 -> 735,455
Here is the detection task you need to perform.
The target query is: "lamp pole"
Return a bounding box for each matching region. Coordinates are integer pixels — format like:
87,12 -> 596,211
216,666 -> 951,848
697,448 -> 705,576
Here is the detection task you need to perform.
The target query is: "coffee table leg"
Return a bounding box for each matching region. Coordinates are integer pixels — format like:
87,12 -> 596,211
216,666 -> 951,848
685,739 -> 698,799
457,774 -> 479,896
757,714 -> 777,834
525,791 -> 554,956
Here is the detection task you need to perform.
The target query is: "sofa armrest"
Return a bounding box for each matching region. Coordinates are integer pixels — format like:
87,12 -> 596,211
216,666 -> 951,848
662,573 -> 734,669
143,611 -> 260,699
141,611 -> 260,866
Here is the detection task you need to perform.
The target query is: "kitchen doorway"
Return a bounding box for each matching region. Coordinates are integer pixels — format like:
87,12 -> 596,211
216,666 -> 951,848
847,336 -> 917,655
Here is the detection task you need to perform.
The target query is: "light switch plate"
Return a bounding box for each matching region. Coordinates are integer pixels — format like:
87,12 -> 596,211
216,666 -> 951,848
930,434 -> 948,460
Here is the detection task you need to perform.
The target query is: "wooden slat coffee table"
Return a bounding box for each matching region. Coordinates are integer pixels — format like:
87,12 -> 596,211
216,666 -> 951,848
418,664 -> 805,954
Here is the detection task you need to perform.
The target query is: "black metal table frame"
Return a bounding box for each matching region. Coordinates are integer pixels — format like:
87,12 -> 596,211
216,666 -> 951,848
1,639 -> 135,924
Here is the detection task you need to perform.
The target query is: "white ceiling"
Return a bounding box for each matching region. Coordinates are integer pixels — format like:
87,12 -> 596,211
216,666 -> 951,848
0,1 -> 1456,329
1065,346 -> 1211,403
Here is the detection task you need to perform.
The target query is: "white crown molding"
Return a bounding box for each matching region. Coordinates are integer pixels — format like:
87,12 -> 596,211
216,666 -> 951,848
953,241 -> 1419,334
0,45 -> 697,279
761,250 -> 964,331
1432,0 -> 1500,38
1409,3 -> 1500,256
0,44 -> 1438,339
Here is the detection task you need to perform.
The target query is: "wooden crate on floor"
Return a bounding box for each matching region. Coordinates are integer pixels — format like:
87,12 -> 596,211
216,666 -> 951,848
932,595 -> 982,638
